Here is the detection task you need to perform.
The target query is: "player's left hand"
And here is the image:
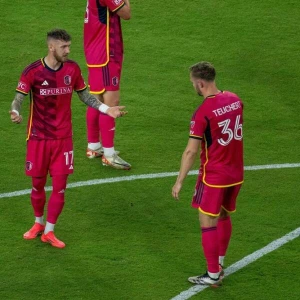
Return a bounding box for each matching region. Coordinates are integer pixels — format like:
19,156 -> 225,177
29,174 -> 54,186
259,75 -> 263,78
172,182 -> 182,200
9,111 -> 23,124
106,106 -> 128,119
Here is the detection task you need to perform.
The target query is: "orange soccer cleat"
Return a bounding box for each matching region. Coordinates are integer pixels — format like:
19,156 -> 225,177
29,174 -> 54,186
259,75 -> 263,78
41,231 -> 66,249
86,147 -> 103,159
23,223 -> 45,240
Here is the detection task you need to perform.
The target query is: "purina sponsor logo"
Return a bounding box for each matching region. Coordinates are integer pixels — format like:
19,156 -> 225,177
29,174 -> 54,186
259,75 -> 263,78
40,86 -> 73,96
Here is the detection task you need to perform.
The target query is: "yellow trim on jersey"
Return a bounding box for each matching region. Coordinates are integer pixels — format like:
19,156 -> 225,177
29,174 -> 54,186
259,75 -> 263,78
112,2 -> 125,12
189,134 -> 202,139
86,8 -> 110,68
204,179 -> 244,188
75,85 -> 87,92
198,207 -> 220,217
202,135 -> 244,188
26,93 -> 34,141
40,58 -> 45,67
16,89 -> 28,95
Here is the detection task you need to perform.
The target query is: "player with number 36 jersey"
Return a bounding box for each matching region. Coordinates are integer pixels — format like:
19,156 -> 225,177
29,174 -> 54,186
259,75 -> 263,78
172,62 -> 244,287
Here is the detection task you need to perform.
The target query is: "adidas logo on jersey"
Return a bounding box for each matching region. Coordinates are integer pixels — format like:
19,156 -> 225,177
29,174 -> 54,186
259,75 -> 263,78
41,80 -> 49,86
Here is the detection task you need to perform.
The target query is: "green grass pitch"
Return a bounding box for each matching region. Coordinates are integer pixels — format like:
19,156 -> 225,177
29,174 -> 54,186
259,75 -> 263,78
0,0 -> 300,299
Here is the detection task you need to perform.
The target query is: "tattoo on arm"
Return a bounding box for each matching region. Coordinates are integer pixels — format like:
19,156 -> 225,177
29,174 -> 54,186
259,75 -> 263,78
11,93 -> 25,113
77,89 -> 103,110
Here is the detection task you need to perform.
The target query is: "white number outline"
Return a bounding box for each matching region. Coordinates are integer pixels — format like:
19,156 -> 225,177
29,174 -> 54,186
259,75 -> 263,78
64,151 -> 74,166
217,115 -> 243,146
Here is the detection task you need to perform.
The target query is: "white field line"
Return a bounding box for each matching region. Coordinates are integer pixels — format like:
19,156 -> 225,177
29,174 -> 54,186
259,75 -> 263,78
170,227 -> 300,300
1,163 -> 300,199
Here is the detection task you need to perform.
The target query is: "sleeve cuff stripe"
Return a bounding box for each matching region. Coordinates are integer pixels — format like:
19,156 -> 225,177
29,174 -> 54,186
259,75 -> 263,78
16,89 -> 28,95
112,2 -> 125,12
189,135 -> 202,140
75,86 -> 87,92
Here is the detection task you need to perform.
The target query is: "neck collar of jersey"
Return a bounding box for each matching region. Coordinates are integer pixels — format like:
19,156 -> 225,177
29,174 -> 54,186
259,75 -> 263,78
42,58 -> 63,72
206,90 -> 223,99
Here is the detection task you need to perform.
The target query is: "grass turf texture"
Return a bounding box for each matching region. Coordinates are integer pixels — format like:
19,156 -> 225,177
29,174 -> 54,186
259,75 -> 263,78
0,0 -> 300,299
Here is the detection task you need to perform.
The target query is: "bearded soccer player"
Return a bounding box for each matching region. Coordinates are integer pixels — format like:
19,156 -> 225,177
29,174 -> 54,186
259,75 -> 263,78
84,0 -> 131,170
10,29 -> 126,249
172,62 -> 244,286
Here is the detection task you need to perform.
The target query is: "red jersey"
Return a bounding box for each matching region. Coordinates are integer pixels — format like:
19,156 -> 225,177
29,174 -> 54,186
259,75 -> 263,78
84,0 -> 125,66
16,58 -> 86,140
190,91 -> 244,187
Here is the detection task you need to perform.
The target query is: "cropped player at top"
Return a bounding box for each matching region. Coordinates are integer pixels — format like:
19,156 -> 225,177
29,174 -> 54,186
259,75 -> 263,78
84,0 -> 131,170
172,61 -> 244,286
10,29 -> 126,249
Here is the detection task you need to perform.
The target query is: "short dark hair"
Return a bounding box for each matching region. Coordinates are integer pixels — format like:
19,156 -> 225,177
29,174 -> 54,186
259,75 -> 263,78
47,29 -> 71,42
189,61 -> 216,81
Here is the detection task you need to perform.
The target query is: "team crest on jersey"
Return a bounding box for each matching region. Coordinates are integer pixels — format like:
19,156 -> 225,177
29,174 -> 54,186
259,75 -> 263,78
26,161 -> 33,171
113,0 -> 123,5
64,75 -> 71,85
112,76 -> 119,86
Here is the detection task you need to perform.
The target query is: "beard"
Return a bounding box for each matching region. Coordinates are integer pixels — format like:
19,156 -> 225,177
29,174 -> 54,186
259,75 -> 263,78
53,51 -> 68,63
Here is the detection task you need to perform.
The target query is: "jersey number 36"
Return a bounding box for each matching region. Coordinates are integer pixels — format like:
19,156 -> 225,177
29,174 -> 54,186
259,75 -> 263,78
217,115 -> 243,146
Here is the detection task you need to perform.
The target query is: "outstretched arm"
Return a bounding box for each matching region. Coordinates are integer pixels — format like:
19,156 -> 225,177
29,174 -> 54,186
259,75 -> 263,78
77,89 -> 127,119
9,92 -> 25,124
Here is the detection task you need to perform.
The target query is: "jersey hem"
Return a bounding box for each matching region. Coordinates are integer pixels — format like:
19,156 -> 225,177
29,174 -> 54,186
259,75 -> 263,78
203,179 -> 244,188
87,61 -> 109,68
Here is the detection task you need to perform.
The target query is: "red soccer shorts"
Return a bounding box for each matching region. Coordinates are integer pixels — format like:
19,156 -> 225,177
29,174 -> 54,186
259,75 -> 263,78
25,137 -> 74,177
192,180 -> 242,216
88,61 -> 122,94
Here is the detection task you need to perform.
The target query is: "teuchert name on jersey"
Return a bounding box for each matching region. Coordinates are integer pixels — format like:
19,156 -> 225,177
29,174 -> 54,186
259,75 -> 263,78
212,101 -> 241,117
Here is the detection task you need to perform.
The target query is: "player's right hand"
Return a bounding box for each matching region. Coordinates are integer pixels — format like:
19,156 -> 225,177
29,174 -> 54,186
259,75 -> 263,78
106,106 -> 128,119
172,182 -> 182,200
9,111 -> 23,124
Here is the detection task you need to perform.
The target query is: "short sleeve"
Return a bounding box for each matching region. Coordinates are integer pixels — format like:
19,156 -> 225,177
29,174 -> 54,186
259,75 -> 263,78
74,65 -> 87,92
189,107 -> 207,140
16,71 -> 32,95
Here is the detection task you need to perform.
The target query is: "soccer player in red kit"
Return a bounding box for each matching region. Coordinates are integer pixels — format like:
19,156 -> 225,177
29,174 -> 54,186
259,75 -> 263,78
84,0 -> 131,170
172,62 -> 244,286
10,29 -> 126,249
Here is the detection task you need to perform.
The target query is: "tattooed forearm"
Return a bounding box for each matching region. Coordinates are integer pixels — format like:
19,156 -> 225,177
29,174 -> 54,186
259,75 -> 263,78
11,92 -> 25,113
77,89 -> 104,110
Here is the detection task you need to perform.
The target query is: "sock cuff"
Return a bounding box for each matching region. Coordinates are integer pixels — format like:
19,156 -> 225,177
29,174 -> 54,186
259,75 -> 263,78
218,216 -> 231,222
201,226 -> 217,233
